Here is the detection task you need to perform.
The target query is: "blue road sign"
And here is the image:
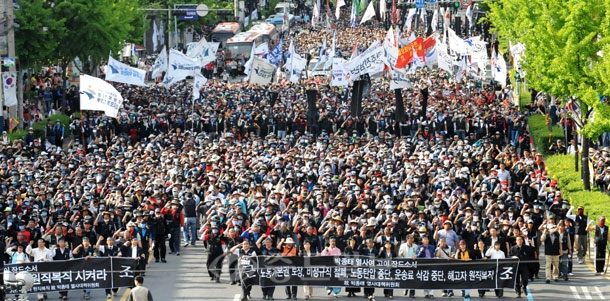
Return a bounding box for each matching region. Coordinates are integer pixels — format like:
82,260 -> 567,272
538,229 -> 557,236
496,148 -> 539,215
415,0 -> 425,8
179,10 -> 198,20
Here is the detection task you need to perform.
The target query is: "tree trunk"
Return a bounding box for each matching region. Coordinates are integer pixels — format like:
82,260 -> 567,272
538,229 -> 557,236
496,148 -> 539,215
582,137 -> 590,191
574,131 -> 579,173
61,60 -> 68,114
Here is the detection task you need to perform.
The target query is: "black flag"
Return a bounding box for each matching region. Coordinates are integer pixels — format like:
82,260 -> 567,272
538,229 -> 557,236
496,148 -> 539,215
306,90 -> 318,126
395,88 -> 405,123
420,87 -> 429,118
270,91 -> 279,109
351,81 -> 363,117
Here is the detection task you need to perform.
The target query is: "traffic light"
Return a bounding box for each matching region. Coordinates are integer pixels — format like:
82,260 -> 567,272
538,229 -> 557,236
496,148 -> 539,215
454,0 -> 460,8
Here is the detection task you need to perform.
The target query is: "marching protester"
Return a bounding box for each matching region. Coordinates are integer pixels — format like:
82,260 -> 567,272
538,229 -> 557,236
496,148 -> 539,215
4,10 -> 610,300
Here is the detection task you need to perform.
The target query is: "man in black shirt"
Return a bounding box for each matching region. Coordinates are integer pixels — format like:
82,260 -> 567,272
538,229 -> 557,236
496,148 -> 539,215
509,236 -> 533,298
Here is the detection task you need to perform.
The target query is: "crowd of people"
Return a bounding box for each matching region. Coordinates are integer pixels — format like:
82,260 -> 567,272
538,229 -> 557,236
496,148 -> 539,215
1,12 -> 608,301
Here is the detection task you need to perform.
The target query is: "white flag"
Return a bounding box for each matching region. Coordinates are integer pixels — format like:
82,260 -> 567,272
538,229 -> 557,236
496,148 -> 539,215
493,53 -> 507,85
312,2 -> 320,28
152,21 -> 159,52
187,38 -> 209,58
79,74 -> 124,118
250,57 -> 276,85
105,56 -> 147,86
384,27 -> 396,47
2,73 -> 17,107
380,0 -> 387,21
152,46 -> 168,78
164,49 -> 200,87
336,0 -> 346,19
254,43 -> 270,57
192,71 -> 208,101
244,42 -> 257,78
360,1 -> 376,25
289,54 -> 307,83
331,60 -> 348,87
436,40 -> 453,74
466,5 -> 473,29
389,68 -> 413,90
447,28 -> 472,55
200,42 -> 220,65
405,8 -> 417,32
325,35 -> 336,69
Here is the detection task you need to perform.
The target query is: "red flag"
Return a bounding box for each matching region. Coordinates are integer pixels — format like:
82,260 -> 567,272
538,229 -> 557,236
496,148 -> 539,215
395,37 -> 424,68
391,0 -> 396,24
423,36 -> 436,52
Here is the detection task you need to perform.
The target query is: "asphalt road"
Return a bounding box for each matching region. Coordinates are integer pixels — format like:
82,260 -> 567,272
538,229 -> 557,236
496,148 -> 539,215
19,240 -> 610,301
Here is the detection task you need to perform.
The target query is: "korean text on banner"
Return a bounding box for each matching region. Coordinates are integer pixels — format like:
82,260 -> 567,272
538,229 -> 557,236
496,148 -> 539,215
105,57 -> 147,87
250,57 -> 276,85
164,49 -> 201,87
79,74 -> 124,118
344,46 -> 385,79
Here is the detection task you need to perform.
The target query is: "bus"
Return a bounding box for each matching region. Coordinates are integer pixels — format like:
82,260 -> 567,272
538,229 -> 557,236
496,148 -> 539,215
247,23 -> 279,46
210,22 -> 241,45
226,32 -> 264,59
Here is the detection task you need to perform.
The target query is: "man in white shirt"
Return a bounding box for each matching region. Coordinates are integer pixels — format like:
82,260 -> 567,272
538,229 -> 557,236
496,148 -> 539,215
398,235 -> 418,298
30,239 -> 52,301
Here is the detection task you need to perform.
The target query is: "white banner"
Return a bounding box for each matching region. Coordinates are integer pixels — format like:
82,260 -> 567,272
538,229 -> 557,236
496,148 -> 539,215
447,28 -> 472,56
436,40 -> 453,74
79,74 -> 124,118
164,49 -> 200,87
105,56 -> 147,86
344,46 -> 385,79
2,72 -> 16,107
254,43 -> 270,56
151,46 -> 168,78
331,60 -> 348,87
389,68 -> 413,90
250,57 -> 276,85
192,71 -> 208,101
470,40 -> 488,70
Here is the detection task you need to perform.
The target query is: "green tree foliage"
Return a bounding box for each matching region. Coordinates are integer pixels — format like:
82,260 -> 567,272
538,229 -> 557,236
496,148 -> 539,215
14,0 -> 65,69
15,0 -> 145,72
486,0 -> 609,190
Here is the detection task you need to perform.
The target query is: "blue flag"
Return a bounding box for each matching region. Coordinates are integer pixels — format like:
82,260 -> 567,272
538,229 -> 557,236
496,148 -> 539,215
269,39 -> 284,66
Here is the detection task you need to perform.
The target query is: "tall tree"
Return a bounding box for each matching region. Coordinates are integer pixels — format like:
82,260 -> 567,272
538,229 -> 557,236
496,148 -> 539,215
487,0 -> 607,190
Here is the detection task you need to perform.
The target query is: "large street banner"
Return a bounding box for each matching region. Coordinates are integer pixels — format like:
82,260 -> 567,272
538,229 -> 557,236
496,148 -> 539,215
151,46 -> 168,78
164,49 -> 200,87
2,72 -> 17,107
344,46 -> 385,79
256,256 -> 519,290
389,68 -> 413,90
105,57 -> 146,87
5,258 -> 137,293
250,57 -> 276,85
79,74 -> 124,118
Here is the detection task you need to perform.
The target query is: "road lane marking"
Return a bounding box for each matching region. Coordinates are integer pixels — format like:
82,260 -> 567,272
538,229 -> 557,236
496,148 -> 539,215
233,293 -> 241,301
571,286 -> 582,299
594,287 -> 605,300
526,285 -> 535,301
582,287 -> 593,300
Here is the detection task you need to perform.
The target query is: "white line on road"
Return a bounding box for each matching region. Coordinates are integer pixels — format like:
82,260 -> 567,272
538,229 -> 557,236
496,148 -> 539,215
571,286 -> 582,299
234,293 -> 241,301
595,287 -> 606,300
582,287 -> 593,300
